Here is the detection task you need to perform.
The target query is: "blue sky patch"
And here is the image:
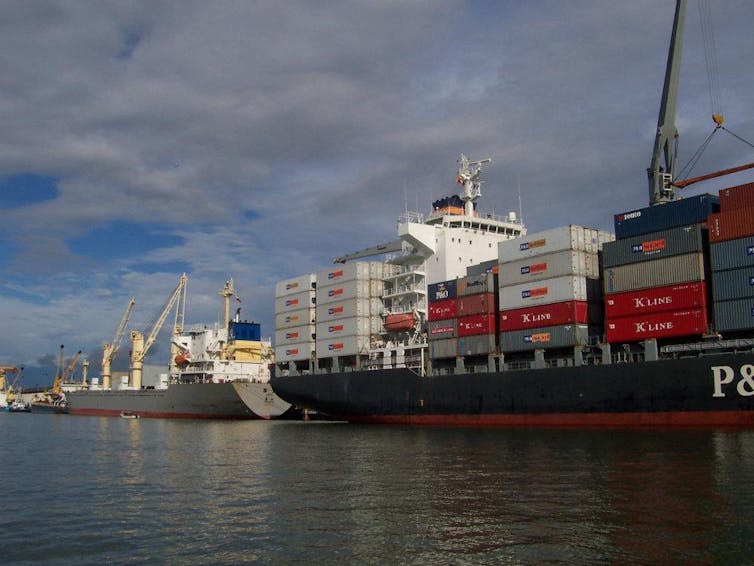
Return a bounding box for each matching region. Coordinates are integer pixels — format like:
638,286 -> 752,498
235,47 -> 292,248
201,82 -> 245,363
0,174 -> 59,208
68,221 -> 184,260
130,260 -> 192,275
243,209 -> 262,221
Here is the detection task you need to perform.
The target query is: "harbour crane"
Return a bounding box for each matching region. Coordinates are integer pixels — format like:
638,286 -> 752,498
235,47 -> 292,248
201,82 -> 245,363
51,345 -> 82,395
1,366 -> 21,404
101,297 -> 136,390
129,274 -> 187,389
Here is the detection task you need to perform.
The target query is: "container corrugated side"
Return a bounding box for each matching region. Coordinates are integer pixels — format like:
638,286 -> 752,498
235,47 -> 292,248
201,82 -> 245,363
429,337 -> 458,359
315,317 -> 372,339
458,334 -> 496,356
315,335 -> 369,358
604,282 -> 707,318
274,325 -> 316,346
500,324 -> 591,353
602,224 -> 704,268
274,290 -> 316,314
275,273 -> 316,298
457,272 -> 496,296
498,225 -> 612,261
710,236 -> 754,272
708,209 -> 754,243
603,253 -> 706,295
719,182 -> 754,212
316,279 -> 383,306
714,298 -> 754,332
428,280 -> 457,302
498,276 -> 594,310
275,342 -> 315,363
315,298 -> 374,322
457,314 -> 496,337
613,194 -> 719,239
606,308 -> 707,343
429,319 -> 457,339
317,262 -> 383,285
456,293 -> 496,316
428,298 -> 458,321
499,250 -> 600,286
274,307 -> 316,330
711,266 -> 754,302
499,301 -> 592,332
466,259 -> 498,277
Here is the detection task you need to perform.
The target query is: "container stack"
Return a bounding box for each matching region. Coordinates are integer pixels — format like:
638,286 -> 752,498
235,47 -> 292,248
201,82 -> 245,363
603,195 -> 718,343
427,273 -> 498,360
314,262 -> 384,359
497,226 -> 612,352
274,273 -> 317,365
709,182 -> 754,332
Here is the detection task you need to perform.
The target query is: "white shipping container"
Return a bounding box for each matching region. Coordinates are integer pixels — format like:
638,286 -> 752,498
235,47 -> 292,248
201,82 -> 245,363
499,250 -> 600,286
275,342 -> 315,363
499,275 -> 589,310
316,316 -> 372,339
274,290 -> 316,314
275,325 -> 316,347
315,335 -> 370,358
317,261 -> 384,285
274,308 -> 316,330
316,279 -> 384,306
315,297 -> 382,322
498,225 -> 614,262
275,273 -> 316,298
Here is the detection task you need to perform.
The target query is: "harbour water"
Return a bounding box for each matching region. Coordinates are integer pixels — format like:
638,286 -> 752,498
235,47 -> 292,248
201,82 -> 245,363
1,413 -> 753,564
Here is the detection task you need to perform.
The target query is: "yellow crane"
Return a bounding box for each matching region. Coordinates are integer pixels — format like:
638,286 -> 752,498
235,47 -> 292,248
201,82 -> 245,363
1,366 -> 21,403
53,346 -> 82,395
129,274 -> 187,389
101,297 -> 136,390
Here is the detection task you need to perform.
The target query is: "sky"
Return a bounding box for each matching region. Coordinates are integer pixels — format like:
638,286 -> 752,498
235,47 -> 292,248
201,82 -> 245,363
2,0 -> 754,386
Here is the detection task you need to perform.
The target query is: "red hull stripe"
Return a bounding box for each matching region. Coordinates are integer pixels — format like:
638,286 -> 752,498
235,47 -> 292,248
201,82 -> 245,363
68,408 -> 258,420
343,410 -> 754,428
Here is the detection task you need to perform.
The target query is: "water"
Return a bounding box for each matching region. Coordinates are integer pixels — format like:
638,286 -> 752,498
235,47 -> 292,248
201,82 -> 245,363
2,413 -> 754,565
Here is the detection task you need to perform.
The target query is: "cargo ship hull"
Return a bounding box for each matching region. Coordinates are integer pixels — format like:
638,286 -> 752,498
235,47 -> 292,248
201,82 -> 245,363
67,382 -> 275,419
271,353 -> 754,427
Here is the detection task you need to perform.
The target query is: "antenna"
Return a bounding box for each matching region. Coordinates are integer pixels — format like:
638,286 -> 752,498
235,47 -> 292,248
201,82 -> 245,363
518,174 -> 523,224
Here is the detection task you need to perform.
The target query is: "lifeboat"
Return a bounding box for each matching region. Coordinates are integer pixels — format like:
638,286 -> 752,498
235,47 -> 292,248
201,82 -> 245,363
384,313 -> 416,333
174,353 -> 191,366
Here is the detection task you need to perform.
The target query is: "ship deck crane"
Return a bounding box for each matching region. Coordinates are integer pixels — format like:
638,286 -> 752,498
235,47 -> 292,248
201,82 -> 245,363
53,347 -> 82,395
129,274 -> 187,389
102,297 -> 136,390
1,366 -> 21,402
649,0 -> 754,204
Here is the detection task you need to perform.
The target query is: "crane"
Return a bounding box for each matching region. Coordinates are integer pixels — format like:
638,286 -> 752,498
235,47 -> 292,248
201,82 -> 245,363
1,366 -> 21,404
129,274 -> 187,389
53,347 -> 82,395
101,297 -> 136,390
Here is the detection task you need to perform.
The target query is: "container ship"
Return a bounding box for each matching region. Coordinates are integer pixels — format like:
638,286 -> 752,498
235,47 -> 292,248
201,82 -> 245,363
67,277 -> 294,419
270,0 -> 754,427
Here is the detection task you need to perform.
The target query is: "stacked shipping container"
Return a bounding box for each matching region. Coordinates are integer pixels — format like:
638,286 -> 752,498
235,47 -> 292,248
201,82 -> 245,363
314,262 -> 385,358
709,183 -> 754,332
497,226 -> 612,352
603,197 -> 717,343
274,273 -> 317,364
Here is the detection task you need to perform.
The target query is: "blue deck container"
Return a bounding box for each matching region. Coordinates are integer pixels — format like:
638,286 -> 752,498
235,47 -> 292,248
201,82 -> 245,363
229,321 -> 261,341
614,194 -> 719,239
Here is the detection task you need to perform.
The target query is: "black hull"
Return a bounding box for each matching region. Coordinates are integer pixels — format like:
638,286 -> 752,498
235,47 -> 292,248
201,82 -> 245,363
271,352 -> 754,427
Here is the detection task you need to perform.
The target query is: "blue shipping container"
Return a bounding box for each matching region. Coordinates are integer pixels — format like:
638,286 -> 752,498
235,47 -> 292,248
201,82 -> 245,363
229,321 -> 261,341
428,279 -> 457,303
614,194 -> 719,240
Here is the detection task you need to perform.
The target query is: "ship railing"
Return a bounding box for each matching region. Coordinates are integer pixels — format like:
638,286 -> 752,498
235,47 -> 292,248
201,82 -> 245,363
660,338 -> 754,354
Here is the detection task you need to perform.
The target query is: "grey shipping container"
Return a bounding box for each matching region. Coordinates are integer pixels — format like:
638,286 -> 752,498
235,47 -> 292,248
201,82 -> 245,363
457,272 -> 496,296
604,253 -> 706,295
710,236 -> 754,272
429,337 -> 458,359
499,250 -> 600,286
275,342 -> 315,363
499,275 -> 602,310
275,307 -> 316,330
275,273 -> 316,298
429,319 -> 457,340
498,225 -> 614,262
467,259 -> 498,277
458,334 -> 496,356
602,224 -> 705,268
500,324 -> 591,353
613,193 -> 719,239
714,298 -> 754,332
711,266 -> 754,302
274,290 -> 316,314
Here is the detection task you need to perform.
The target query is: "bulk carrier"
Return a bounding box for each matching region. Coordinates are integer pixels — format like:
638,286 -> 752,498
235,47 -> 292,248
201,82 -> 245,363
67,277 -> 293,419
271,0 -> 754,426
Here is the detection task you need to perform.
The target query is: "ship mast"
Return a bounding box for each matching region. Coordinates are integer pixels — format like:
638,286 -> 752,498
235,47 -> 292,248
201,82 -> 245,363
456,154 -> 491,216
648,0 -> 686,206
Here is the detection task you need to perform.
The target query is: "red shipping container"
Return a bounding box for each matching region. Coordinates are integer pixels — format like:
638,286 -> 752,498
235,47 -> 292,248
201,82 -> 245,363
457,293 -> 496,316
499,301 -> 589,332
606,308 -> 708,343
709,209 -> 754,243
428,298 -> 457,321
605,282 -> 707,318
719,182 -> 754,212
457,314 -> 496,337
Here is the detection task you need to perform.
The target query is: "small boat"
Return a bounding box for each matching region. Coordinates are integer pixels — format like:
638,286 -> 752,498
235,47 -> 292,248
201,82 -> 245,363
120,411 -> 139,419
7,400 -> 31,413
